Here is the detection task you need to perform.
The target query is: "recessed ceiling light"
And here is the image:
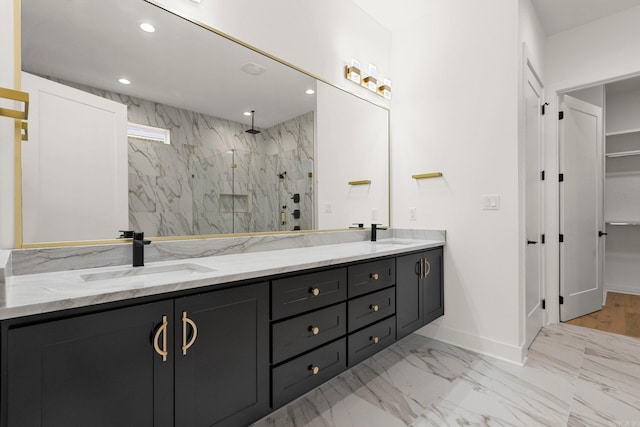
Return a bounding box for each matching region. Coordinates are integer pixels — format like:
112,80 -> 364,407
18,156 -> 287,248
139,23 -> 156,33
305,89 -> 315,95
243,111 -> 252,116
118,78 -> 131,85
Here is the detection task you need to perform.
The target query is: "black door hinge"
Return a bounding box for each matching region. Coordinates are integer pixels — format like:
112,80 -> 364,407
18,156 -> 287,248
541,102 -> 549,115
541,234 -> 545,244
541,170 -> 545,181
559,111 -> 564,120
559,173 -> 564,182
542,299 -> 546,309
559,234 -> 564,243
559,296 -> 564,305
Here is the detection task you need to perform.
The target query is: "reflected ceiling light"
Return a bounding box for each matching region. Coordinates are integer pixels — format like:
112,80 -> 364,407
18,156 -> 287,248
243,111 -> 252,116
241,62 -> 266,76
305,89 -> 315,95
188,0 -> 203,3
118,78 -> 131,85
139,23 -> 156,33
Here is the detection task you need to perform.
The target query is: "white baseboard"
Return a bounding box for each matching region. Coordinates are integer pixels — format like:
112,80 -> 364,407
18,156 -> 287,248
605,286 -> 640,297
415,321 -> 526,366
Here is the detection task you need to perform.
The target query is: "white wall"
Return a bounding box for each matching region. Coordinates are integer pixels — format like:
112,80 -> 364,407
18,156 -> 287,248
316,82 -> 389,229
390,0 -> 524,363
544,5 -> 640,322
0,0 -> 16,249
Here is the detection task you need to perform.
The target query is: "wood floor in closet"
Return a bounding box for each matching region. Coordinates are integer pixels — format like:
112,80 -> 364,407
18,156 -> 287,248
565,291 -> 640,338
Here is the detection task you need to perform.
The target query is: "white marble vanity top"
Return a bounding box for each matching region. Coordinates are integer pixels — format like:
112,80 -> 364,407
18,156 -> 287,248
0,238 -> 444,320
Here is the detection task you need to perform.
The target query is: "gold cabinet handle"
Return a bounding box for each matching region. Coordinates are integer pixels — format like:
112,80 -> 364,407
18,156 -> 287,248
153,315 -> 168,362
370,304 -> 379,312
308,365 -> 320,375
424,260 -> 431,277
309,287 -> 320,296
309,325 -> 320,335
370,336 -> 379,344
182,311 -> 198,356
371,273 -> 379,280
420,258 -> 426,279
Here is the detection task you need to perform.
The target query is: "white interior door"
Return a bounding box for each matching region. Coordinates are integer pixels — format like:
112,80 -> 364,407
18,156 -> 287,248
559,94 -> 604,321
524,62 -> 544,348
22,72 -> 128,243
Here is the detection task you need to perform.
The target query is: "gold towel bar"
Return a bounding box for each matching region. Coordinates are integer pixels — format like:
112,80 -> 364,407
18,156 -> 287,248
348,180 -> 372,185
21,121 -> 28,141
412,172 -> 443,180
0,87 -> 29,120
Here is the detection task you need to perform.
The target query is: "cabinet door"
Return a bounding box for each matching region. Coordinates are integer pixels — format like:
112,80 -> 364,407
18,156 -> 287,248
423,248 -> 444,324
396,252 -> 424,339
6,300 -> 174,427
174,282 -> 269,427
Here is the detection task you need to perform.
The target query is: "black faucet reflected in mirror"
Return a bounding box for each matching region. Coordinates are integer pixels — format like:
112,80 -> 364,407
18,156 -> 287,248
133,232 -> 151,267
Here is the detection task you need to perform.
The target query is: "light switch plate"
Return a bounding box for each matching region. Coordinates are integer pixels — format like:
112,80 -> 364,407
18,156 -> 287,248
409,207 -> 417,221
371,208 -> 378,221
482,195 -> 500,210
324,203 -> 333,213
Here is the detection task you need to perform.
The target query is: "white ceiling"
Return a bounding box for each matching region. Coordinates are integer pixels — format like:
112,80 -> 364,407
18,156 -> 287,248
352,0 -> 640,36
531,0 -> 640,36
22,0 -> 316,129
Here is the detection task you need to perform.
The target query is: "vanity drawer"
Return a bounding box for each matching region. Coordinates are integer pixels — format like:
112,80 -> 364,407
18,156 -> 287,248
348,287 -> 395,332
348,258 -> 395,298
272,338 -> 347,409
272,268 -> 347,320
348,316 -> 396,367
272,303 -> 346,364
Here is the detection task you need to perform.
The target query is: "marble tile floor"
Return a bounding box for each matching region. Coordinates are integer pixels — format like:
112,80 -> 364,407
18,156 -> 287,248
252,323 -> 640,427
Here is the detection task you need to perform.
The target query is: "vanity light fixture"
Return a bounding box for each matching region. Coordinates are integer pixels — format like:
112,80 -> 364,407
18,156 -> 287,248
139,23 -> 156,33
118,78 -> 131,85
305,89 -> 315,95
243,111 -> 252,116
345,58 -> 361,84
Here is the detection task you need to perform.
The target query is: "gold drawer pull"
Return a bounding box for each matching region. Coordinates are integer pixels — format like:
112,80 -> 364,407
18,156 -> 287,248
370,336 -> 379,344
182,311 -> 198,356
309,365 -> 320,375
309,325 -> 320,335
153,315 -> 168,362
371,273 -> 379,280
370,304 -> 379,312
424,260 -> 431,277
309,287 -> 320,296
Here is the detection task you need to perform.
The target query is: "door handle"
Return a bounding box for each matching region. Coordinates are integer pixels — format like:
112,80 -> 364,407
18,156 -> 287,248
598,231 -> 608,237
182,311 -> 198,356
153,315 -> 168,362
527,240 -> 538,245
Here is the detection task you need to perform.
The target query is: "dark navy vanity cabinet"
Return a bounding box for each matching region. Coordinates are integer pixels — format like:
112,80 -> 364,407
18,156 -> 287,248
0,248 -> 443,427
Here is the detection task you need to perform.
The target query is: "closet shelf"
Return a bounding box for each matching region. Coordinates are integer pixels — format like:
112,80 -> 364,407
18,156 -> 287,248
606,221 -> 640,226
606,128 -> 640,137
605,150 -> 640,158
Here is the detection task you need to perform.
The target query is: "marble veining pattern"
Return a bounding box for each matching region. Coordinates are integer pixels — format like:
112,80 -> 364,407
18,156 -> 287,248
46,76 -> 314,236
252,324 -> 640,427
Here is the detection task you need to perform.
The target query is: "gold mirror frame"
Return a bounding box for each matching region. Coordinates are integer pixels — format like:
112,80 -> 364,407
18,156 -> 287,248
13,0 -> 391,249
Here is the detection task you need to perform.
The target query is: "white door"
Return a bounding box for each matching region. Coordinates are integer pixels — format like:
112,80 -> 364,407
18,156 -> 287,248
559,95 -> 604,321
524,62 -> 544,348
22,72 -> 128,243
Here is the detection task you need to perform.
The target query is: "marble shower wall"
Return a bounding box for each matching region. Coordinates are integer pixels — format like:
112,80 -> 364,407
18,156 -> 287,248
47,77 -> 314,236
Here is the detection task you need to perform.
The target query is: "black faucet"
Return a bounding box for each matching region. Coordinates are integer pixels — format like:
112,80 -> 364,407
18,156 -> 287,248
132,232 -> 151,267
371,224 -> 387,242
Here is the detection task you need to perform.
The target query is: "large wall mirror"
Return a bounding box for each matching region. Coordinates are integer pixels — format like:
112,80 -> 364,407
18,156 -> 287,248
19,0 -> 390,246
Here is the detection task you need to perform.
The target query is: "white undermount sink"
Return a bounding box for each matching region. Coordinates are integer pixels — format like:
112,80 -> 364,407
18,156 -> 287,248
80,263 -> 216,282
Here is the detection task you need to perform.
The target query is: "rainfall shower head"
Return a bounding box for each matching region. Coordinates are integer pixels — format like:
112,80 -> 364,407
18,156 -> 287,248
245,110 -> 261,134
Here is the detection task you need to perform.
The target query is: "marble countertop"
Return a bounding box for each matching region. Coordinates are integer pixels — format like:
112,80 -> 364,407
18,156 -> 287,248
0,238 -> 444,321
